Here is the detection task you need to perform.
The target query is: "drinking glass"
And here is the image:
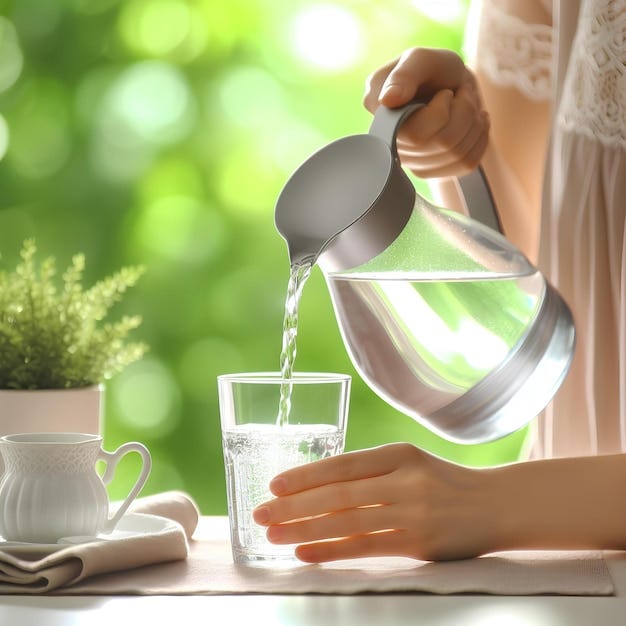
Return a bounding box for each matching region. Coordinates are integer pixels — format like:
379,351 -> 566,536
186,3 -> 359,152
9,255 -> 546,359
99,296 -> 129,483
218,372 -> 350,565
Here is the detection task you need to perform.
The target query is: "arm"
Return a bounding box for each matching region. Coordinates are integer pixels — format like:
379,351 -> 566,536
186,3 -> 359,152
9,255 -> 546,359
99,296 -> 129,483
494,453 -> 626,552
469,0 -> 552,262
253,444 -> 626,562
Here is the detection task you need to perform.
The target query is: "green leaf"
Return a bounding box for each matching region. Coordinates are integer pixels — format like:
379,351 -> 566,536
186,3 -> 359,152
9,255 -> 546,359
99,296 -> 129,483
0,241 -> 147,389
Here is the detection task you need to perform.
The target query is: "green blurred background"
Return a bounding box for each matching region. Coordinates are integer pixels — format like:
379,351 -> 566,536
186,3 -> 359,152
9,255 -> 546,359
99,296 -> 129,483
0,0 -> 527,513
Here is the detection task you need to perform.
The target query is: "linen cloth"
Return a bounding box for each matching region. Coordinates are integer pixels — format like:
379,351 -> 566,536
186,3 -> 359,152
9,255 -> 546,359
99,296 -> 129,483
0,490 -> 199,594
61,516 -> 615,597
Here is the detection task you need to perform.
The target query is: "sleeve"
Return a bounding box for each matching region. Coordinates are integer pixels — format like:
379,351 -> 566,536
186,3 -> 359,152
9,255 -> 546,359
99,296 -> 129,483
463,0 -> 554,102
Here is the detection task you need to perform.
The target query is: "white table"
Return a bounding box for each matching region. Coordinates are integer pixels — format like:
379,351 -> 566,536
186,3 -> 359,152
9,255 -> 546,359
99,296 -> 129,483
1,522 -> 626,626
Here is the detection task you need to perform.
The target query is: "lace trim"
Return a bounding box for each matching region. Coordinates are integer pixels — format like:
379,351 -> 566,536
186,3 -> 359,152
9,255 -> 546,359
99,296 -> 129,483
557,0 -> 626,149
468,0 -> 553,101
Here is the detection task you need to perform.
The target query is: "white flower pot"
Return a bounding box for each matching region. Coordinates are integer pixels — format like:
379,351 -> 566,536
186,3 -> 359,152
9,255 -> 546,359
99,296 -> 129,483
0,385 -> 103,473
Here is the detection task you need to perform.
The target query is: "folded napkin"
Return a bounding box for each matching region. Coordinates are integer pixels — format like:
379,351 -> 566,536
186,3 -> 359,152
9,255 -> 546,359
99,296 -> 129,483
125,490 -> 199,539
0,490 -> 199,594
63,517 -> 616,597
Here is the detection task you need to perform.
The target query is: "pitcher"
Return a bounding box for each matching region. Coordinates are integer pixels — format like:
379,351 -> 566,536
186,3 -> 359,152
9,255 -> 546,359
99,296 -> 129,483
275,101 -> 575,444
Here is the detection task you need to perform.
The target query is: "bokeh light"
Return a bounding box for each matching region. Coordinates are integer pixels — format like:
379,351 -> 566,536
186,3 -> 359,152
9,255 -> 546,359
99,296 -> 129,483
412,0 -> 466,23
0,17 -> 23,93
289,4 -> 364,71
118,0 -> 208,61
101,61 -> 194,145
214,145 -> 285,218
218,65 -> 287,129
133,194 -> 226,264
10,0 -> 63,40
178,337 -> 245,401
111,357 -> 182,437
91,61 -> 195,180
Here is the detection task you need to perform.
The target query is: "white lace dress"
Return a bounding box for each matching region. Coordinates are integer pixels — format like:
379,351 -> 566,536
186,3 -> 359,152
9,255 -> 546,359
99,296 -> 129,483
469,0 -> 626,457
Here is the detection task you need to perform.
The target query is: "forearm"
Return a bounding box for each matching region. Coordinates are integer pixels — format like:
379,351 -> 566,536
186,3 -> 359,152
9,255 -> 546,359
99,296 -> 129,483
476,86 -> 549,263
468,0 -> 552,261
487,454 -> 626,551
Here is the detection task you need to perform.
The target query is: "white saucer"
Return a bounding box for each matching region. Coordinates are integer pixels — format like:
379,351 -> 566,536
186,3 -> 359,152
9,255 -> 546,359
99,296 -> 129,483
0,513 -> 173,555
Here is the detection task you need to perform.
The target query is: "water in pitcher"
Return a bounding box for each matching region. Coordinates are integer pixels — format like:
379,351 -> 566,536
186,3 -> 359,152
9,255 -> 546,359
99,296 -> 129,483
325,267 -> 570,440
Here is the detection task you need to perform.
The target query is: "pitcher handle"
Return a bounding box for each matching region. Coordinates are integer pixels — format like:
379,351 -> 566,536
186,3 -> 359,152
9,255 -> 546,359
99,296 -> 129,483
368,100 -> 502,234
368,101 -> 425,151
98,442 -> 152,532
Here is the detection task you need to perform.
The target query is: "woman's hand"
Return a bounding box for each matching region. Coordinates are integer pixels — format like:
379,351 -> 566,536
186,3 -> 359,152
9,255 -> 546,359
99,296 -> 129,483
364,47 -> 490,178
255,445 -> 626,563
253,443 -> 503,563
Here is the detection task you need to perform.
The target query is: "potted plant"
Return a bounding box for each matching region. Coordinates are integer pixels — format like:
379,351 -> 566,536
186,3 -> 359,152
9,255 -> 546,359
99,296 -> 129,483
0,239 -> 147,439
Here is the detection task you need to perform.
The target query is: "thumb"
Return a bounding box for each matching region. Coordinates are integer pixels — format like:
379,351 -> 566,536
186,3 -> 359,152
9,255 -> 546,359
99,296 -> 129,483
379,47 -> 466,108
379,82 -> 412,108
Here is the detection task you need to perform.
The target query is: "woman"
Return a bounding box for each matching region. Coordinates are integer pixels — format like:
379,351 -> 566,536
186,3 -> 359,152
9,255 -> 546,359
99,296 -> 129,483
254,0 -> 626,562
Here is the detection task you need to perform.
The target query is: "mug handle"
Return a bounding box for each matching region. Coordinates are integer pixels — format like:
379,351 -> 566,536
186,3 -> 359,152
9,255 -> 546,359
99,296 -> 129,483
98,442 -> 152,533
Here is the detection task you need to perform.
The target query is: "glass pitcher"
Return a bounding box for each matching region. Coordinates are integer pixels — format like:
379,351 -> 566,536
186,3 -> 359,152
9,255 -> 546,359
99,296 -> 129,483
275,102 -> 575,444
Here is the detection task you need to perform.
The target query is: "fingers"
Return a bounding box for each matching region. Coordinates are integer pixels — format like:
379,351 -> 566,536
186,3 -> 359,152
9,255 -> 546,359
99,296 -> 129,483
268,443 -> 413,497
404,80 -> 478,147
382,47 -> 465,104
294,530 -> 413,563
363,47 -> 489,178
255,473 -> 396,528
364,47 -> 466,112
396,79 -> 490,178
400,110 -> 490,178
402,120 -> 489,178
266,504 -> 397,545
250,439 -> 495,563
364,57 -> 399,113
392,88 -> 454,144
294,528 -> 484,563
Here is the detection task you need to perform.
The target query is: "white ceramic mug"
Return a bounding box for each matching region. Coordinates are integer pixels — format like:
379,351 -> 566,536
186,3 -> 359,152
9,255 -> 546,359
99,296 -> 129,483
0,432 -> 151,543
